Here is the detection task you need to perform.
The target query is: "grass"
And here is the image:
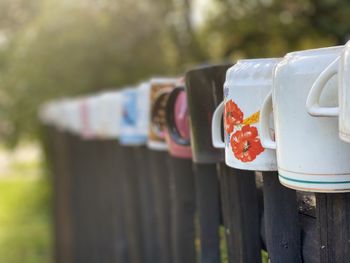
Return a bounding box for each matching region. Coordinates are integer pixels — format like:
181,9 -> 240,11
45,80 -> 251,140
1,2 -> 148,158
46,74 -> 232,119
0,145 -> 53,263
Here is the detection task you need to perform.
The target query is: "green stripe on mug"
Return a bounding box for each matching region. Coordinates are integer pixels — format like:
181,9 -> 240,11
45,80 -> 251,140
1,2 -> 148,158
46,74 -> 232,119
279,174 -> 350,184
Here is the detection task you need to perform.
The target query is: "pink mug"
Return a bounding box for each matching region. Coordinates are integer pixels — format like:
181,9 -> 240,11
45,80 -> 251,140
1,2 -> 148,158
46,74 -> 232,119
165,84 -> 192,159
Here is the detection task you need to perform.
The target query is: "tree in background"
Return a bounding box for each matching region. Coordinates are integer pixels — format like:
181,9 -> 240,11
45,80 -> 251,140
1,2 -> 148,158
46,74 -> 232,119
1,0 -> 350,146
199,0 -> 350,60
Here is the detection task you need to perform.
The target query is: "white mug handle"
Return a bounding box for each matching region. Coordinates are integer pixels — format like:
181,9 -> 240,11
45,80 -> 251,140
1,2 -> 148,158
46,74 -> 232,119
211,101 -> 225,148
260,92 -> 277,150
306,57 -> 340,117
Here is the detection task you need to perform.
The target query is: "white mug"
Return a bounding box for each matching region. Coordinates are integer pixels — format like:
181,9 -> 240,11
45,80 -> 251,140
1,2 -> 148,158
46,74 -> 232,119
212,58 -> 279,171
80,96 -> 101,139
96,91 -> 123,138
137,82 -> 151,139
260,46 -> 350,193
64,99 -> 83,135
307,41 -> 350,143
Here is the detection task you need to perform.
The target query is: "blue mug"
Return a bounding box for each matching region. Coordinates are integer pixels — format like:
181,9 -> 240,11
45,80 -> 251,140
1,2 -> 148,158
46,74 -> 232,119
119,84 -> 150,145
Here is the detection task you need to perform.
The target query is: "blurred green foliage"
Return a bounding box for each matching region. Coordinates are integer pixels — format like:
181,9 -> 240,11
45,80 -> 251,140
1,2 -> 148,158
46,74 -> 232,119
0,154 -> 52,263
0,0 -> 350,146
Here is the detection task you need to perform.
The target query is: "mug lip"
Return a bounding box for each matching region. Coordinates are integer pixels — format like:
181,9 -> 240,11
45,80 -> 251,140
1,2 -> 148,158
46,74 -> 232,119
236,57 -> 282,63
150,77 -> 179,85
185,63 -> 233,75
285,45 -> 344,58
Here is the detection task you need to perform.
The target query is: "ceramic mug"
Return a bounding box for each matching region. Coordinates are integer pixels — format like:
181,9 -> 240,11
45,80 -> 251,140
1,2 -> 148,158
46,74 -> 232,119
260,46 -> 350,192
120,87 -> 149,145
306,41 -> 350,143
63,99 -> 83,135
96,91 -> 123,138
39,101 -> 61,126
165,81 -> 192,159
80,96 -> 102,139
212,59 -> 279,171
185,64 -> 232,163
147,78 -> 177,151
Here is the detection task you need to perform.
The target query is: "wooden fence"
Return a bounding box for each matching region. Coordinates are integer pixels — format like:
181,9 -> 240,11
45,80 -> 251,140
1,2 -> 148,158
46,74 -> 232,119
43,124 -> 349,263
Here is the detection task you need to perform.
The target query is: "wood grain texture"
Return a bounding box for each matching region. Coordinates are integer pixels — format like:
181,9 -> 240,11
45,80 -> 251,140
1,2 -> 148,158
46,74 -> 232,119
44,126 -> 75,263
149,150 -> 173,263
262,172 -> 302,263
119,145 -> 144,263
218,164 -> 261,263
316,193 -> 350,263
133,146 -> 159,263
168,156 -> 196,263
193,163 -> 221,263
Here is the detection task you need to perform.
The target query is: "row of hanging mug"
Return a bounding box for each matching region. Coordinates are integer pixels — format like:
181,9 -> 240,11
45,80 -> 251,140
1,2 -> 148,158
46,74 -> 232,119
212,43 -> 350,193
39,77 -> 194,159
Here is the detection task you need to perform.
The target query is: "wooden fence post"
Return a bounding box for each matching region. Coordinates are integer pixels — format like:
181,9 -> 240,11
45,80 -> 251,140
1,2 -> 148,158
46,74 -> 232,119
148,150 -> 173,263
120,145 -> 144,263
316,193 -> 350,263
133,146 -> 159,263
193,163 -> 221,263
262,172 -> 302,263
44,126 -> 75,263
168,156 -> 196,263
218,164 -> 261,263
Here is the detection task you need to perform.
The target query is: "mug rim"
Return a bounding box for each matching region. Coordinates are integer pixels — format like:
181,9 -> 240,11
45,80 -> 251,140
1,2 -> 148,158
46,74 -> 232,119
236,57 -> 281,63
185,63 -> 233,75
150,77 -> 178,84
285,45 -> 344,58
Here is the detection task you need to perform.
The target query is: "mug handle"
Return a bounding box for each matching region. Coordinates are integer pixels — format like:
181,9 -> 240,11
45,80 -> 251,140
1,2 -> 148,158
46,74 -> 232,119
306,57 -> 340,117
211,101 -> 225,148
260,92 -> 277,150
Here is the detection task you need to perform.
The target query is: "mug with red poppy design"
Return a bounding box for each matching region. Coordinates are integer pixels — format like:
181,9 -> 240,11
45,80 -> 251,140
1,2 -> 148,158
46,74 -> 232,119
147,78 -> 177,151
212,58 -> 280,171
165,82 -> 192,159
261,46 -> 350,193
185,64 -> 232,164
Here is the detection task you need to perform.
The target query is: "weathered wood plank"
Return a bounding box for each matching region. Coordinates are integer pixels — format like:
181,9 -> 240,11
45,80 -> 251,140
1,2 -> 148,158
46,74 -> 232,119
262,171 -> 302,263
133,146 -> 159,263
168,156 -> 196,263
316,193 -> 350,263
300,213 -> 319,263
218,164 -> 261,263
44,126 -> 75,263
193,163 -> 221,263
120,145 -> 144,263
149,150 -> 173,263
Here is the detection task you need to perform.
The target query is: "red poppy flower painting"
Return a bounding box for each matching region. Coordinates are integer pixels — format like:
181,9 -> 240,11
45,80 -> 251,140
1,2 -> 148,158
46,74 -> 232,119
230,125 -> 264,162
224,100 -> 243,134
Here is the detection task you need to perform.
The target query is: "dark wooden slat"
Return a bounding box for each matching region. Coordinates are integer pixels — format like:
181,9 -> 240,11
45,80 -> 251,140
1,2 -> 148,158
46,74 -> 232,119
148,150 -> 173,263
316,193 -> 350,263
120,145 -> 144,263
262,172 -> 302,263
168,156 -> 196,263
133,146 -> 160,263
98,140 -> 130,262
218,164 -> 261,263
44,126 -> 75,263
193,163 -> 221,263
299,214 -> 319,263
